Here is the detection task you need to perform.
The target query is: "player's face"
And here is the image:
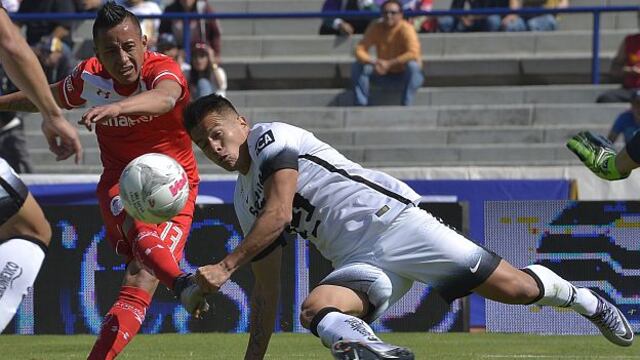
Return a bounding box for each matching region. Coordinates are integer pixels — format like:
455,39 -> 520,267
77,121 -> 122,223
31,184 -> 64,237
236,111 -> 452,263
191,112 -> 250,173
192,53 -> 209,71
94,18 -> 147,85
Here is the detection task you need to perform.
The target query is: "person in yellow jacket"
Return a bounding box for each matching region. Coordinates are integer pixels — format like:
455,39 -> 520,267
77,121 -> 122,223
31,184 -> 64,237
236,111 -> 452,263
351,0 -> 424,106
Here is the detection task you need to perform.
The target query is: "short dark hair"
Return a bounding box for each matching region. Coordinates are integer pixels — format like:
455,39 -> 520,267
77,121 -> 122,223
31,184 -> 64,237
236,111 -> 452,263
381,0 -> 403,12
93,1 -> 141,40
184,94 -> 239,134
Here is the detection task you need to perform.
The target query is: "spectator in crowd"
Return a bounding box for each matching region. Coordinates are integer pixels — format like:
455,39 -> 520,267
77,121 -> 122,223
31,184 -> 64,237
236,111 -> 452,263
124,0 -> 162,49
403,0 -> 438,33
597,26 -> 640,103
319,0 -> 378,36
187,42 -> 227,98
502,0 -> 568,32
157,32 -> 190,74
160,0 -> 222,65
352,0 -> 423,106
76,0 -> 104,12
439,0 -> 507,33
18,0 -> 76,48
0,67 -> 33,174
32,36 -> 73,83
607,89 -> 640,144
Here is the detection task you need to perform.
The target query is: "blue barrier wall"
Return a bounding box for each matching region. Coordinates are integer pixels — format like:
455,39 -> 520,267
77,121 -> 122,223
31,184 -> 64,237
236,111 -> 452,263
28,179 -> 570,327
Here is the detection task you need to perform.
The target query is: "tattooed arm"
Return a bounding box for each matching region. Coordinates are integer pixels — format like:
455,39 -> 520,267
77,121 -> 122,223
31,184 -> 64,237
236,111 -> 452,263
244,246 -> 282,360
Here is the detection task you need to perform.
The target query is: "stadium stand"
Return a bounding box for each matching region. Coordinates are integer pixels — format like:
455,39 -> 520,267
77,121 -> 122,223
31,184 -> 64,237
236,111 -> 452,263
18,0 -> 640,174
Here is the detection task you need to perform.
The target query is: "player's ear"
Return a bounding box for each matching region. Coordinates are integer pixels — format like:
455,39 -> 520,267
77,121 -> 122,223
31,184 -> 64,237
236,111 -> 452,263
237,115 -> 248,127
141,34 -> 148,49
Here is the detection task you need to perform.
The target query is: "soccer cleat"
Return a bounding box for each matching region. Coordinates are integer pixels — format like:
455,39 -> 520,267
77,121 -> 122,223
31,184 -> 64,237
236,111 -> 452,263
173,273 -> 210,317
566,131 -> 628,181
583,290 -> 634,347
331,340 -> 415,360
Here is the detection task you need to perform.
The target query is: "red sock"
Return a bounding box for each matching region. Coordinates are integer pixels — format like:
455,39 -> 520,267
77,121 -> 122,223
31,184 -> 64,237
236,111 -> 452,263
129,226 -> 182,288
87,286 -> 152,360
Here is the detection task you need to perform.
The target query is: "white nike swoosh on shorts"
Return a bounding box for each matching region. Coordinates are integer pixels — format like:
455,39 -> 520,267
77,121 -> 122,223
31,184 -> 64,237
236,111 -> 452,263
470,256 -> 482,273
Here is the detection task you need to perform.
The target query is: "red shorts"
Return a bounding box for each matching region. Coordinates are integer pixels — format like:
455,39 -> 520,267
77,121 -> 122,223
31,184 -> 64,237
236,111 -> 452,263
97,175 -> 198,263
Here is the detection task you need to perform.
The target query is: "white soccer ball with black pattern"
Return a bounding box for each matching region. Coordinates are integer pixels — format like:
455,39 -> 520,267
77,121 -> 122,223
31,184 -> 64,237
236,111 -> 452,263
119,153 -> 189,224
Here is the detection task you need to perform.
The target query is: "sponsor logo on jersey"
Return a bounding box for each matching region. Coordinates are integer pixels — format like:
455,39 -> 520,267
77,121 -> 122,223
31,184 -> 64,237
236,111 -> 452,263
110,195 -> 124,216
97,89 -> 112,99
101,115 -> 158,128
64,76 -> 74,94
255,130 -> 275,155
0,261 -> 23,300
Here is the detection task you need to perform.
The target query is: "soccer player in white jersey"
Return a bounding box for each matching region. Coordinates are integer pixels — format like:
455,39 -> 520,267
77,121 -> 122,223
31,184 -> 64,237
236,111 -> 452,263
0,3 -> 82,331
185,94 -> 634,360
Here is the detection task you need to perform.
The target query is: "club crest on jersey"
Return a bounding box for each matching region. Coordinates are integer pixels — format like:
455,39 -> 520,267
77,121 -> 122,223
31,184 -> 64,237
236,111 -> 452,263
110,195 -> 124,216
97,89 -> 111,99
255,130 -> 275,155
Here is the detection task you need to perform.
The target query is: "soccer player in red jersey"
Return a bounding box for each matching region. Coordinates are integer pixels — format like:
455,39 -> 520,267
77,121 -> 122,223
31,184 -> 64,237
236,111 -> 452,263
0,2 -> 207,358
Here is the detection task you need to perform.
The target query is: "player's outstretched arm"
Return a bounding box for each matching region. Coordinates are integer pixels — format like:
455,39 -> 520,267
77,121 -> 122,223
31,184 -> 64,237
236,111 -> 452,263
195,169 -> 297,293
245,247 -> 282,360
566,131 -> 631,180
79,79 -> 183,131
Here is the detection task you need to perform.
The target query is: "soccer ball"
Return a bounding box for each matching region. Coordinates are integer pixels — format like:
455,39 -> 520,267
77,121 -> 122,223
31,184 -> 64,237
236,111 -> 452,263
119,153 -> 189,224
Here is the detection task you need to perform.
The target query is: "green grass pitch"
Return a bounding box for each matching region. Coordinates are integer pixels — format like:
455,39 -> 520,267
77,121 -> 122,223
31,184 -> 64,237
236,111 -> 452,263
0,333 -> 638,359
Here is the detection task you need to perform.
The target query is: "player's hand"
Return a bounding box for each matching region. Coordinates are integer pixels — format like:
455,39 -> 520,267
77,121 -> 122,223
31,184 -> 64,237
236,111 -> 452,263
338,21 -> 354,36
195,263 -> 231,294
79,103 -> 122,132
566,131 -> 629,180
41,113 -> 83,164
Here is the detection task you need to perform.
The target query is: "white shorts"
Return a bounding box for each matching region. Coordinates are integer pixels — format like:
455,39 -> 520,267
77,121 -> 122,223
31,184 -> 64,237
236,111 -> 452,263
319,206 -> 501,320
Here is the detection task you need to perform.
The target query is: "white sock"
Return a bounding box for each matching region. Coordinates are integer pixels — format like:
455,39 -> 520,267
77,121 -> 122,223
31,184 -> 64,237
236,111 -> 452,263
316,311 -> 399,353
525,264 -> 598,316
0,238 -> 46,331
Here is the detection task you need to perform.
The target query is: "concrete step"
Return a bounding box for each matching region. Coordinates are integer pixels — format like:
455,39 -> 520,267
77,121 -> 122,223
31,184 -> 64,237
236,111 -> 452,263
19,103 -> 627,132
221,53 -> 618,88
245,103 -> 626,129
311,125 -> 610,146
226,84 -> 619,107
338,143 -> 578,166
221,31 -> 627,59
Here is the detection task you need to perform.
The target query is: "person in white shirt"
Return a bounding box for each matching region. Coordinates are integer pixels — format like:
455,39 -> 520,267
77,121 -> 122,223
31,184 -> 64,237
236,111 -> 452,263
184,94 -> 634,360
123,0 -> 161,48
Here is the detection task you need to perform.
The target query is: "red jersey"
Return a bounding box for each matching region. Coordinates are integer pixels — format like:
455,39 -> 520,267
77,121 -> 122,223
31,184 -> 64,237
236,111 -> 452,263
57,51 -> 198,186
624,34 -> 640,89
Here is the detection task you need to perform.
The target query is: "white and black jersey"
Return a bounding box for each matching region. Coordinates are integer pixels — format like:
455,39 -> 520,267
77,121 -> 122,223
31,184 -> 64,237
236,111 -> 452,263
233,122 -> 421,265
